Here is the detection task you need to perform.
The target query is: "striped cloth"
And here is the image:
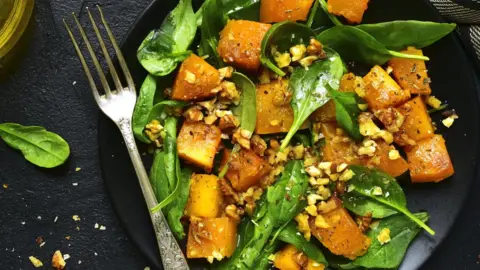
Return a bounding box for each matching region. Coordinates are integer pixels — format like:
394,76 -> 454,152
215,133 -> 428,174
429,0 -> 480,66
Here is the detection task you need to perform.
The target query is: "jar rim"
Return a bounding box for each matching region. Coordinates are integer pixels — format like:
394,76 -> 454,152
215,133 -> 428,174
0,0 -> 34,59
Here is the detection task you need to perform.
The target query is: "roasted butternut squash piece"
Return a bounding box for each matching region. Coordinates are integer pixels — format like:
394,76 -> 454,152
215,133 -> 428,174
405,135 -> 454,183
327,0 -> 370,24
177,122 -> 222,172
256,79 -> 308,134
310,198 -> 371,260
221,149 -> 272,192
323,139 -> 362,166
171,54 -> 221,101
388,47 -> 432,95
217,20 -> 271,72
395,96 -> 434,144
319,122 -> 338,140
273,244 -> 301,270
260,0 -> 315,23
365,141 -> 409,177
363,65 -> 410,111
187,217 -> 237,260
311,73 -> 356,123
186,174 -> 223,218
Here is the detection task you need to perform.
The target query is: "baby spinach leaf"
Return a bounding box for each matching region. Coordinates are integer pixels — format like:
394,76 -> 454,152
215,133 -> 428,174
318,0 -> 343,26
352,212 -> 429,268
216,217 -> 256,269
329,90 -> 363,141
147,100 -> 188,124
132,75 -> 157,143
357,21 -> 456,51
306,0 -> 320,27
317,26 -> 429,66
343,195 -> 397,219
252,240 -> 280,270
150,151 -> 171,203
199,0 -> 227,67
260,21 -> 316,76
345,166 -> 435,235
278,222 -> 328,265
294,133 -> 312,147
224,0 -> 260,21
231,72 -> 257,134
280,49 -> 344,150
166,166 -> 192,239
0,123 -> 70,168
137,0 -> 197,76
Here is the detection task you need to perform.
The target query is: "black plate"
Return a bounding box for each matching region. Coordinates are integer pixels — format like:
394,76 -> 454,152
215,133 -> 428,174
98,0 -> 480,269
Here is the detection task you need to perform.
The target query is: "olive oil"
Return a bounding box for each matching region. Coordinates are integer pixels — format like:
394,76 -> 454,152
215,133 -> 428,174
0,0 -> 34,71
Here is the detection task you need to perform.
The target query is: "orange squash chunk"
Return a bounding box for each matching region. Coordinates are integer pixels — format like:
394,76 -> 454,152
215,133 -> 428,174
221,149 -> 272,192
323,139 -> 362,166
186,174 -> 223,218
310,198 -> 371,260
187,217 -> 237,259
171,54 -> 221,101
405,135 -> 454,183
327,0 -> 370,24
177,122 -> 222,172
260,0 -> 315,23
365,141 -> 409,177
363,65 -> 410,111
395,96 -> 434,144
273,244 -> 302,270
256,79 -> 308,134
311,73 -> 357,123
388,47 -> 432,95
217,20 -> 271,72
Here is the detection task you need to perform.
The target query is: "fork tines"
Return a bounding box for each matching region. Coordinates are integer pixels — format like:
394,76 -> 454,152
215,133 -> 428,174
63,6 -> 135,102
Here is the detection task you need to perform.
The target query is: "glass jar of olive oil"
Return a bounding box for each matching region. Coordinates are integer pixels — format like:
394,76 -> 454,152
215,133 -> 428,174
0,0 -> 34,71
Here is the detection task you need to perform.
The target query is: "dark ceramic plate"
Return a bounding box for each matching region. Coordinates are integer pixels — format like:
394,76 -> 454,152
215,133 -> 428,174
98,0 -> 480,269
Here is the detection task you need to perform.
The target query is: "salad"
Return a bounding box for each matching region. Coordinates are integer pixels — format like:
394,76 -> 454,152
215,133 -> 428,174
132,0 -> 457,269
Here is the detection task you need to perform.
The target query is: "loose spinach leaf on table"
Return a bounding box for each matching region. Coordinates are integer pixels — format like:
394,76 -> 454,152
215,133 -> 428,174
357,21 -> 456,51
350,212 -> 430,269
260,21 -> 316,76
280,48 -> 345,150
317,26 -> 429,66
137,0 -> 197,76
0,123 -> 70,168
278,222 -> 328,265
329,90 -> 363,141
198,0 -> 227,67
344,166 -> 435,235
132,75 -> 157,143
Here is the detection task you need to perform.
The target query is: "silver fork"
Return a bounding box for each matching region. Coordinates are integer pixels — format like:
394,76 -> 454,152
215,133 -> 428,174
63,6 -> 189,270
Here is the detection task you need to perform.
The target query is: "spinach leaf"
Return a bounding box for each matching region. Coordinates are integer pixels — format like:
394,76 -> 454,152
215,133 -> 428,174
280,49 -> 344,150
224,0 -> 260,21
199,0 -> 227,67
345,166 -> 435,235
293,133 -> 312,147
147,100 -> 188,124
318,0 -> 343,26
137,0 -> 197,76
231,72 -> 257,134
317,26 -> 430,66
132,75 -> 157,143
343,195 -> 397,219
329,90 -> 363,141
352,212 -> 429,268
166,166 -> 192,239
216,217 -> 256,269
308,0 -> 335,33
306,0 -> 320,28
278,222 -> 328,265
0,123 -> 70,168
260,21 -> 316,76
252,240 -> 280,270
150,151 -> 171,202
357,21 -> 456,51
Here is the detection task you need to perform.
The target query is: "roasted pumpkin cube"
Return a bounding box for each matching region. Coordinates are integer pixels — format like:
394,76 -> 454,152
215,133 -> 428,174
186,174 -> 223,218
217,20 -> 271,72
273,244 -> 301,270
310,198 -> 371,260
319,122 -> 339,140
327,0 -> 370,24
311,73 -> 357,123
256,79 -> 308,134
395,96 -> 434,144
365,141 -> 409,177
221,149 -> 272,192
187,217 -> 237,260
388,47 -> 432,95
177,122 -> 222,172
323,139 -> 362,166
405,135 -> 454,183
363,65 -> 410,110
171,54 -> 221,101
260,0 -> 315,23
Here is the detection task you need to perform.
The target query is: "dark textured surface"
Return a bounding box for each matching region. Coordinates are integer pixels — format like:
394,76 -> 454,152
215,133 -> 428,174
1,1 -> 480,270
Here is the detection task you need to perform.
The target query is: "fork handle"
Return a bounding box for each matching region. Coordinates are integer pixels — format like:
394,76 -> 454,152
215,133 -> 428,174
117,118 -> 190,270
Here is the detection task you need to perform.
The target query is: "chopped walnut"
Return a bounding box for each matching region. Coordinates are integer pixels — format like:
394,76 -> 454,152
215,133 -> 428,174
375,108 -> 405,133
299,56 -> 319,68
204,114 -> 218,125
225,205 -> 243,221
251,135 -> 267,156
218,66 -> 234,80
317,200 -> 337,214
290,44 -> 307,62
306,39 -> 326,58
233,128 -> 251,149
197,97 -> 217,113
293,252 -> 309,268
218,178 -> 240,204
218,114 -> 240,131
219,81 -> 241,104
272,86 -> 292,106
356,213 -> 373,233
314,214 -> 329,229
295,213 -> 311,240
183,106 -> 204,122
52,250 -> 66,270
29,256 -> 43,268
184,70 -> 196,84
145,119 -> 164,142
274,51 -> 292,68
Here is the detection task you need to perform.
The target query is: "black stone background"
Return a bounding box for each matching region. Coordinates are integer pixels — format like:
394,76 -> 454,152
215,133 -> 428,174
0,0 -> 479,269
